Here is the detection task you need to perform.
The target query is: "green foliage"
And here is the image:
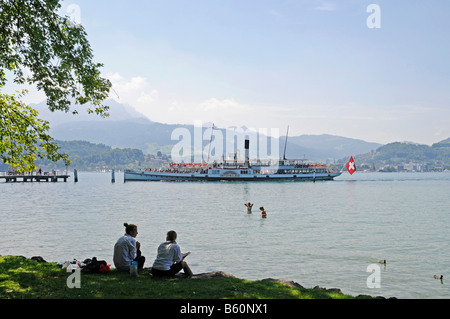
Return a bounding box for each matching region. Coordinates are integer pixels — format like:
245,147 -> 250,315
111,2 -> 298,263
377,142 -> 450,165
375,143 -> 435,162
0,90 -> 70,171
34,140 -> 146,170
353,140 -> 450,170
0,0 -> 111,114
0,256 -> 359,299
0,0 -> 111,172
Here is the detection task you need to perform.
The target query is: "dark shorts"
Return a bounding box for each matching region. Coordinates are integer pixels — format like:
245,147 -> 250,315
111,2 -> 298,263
152,263 -> 183,277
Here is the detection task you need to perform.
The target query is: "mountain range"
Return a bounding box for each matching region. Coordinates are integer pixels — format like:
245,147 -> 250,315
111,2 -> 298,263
31,99 -> 449,169
32,99 -> 383,162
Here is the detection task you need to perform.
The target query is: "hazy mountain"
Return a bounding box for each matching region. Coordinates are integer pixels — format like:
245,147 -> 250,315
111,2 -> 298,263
49,121 -> 382,162
432,137 -> 450,148
50,117 -> 190,153
282,134 -> 382,161
353,139 -> 450,170
31,98 -> 146,126
36,100 -> 382,161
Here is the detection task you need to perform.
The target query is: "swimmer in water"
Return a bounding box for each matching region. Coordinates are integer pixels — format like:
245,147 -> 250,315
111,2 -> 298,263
260,206 -> 267,218
244,202 -> 253,214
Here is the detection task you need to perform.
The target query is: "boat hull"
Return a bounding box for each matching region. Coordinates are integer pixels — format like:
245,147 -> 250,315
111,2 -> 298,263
124,169 -> 341,182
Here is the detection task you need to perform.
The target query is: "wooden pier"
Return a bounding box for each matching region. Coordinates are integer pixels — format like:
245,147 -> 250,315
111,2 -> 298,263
0,174 -> 70,183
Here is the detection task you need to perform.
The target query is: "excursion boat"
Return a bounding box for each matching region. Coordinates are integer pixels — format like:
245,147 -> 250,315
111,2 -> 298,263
124,139 -> 341,182
124,160 -> 340,182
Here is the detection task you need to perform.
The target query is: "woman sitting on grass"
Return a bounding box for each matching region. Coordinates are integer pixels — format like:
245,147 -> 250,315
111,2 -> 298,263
151,230 -> 193,278
113,222 -> 145,272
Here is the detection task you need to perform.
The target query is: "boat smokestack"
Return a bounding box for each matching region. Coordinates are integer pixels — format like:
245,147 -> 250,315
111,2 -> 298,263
245,139 -> 250,166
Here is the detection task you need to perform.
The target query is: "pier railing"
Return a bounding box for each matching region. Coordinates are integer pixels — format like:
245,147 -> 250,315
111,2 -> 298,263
0,170 -> 70,182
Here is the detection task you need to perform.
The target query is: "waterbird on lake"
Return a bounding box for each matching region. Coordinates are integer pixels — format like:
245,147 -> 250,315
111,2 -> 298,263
433,275 -> 443,280
378,260 -> 386,265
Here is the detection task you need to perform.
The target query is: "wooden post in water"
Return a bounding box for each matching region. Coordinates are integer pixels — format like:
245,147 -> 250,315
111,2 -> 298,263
74,169 -> 78,182
111,169 -> 115,183
52,170 -> 56,182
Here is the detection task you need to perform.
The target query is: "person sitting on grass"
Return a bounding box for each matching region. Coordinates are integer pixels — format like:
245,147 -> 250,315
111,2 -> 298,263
151,230 -> 193,278
113,222 -> 145,272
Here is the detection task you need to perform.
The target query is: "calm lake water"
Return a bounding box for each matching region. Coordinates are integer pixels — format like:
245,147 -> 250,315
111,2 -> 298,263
1,171 -> 449,299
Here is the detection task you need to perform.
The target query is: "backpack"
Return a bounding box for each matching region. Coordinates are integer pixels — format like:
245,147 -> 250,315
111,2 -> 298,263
81,257 -> 110,274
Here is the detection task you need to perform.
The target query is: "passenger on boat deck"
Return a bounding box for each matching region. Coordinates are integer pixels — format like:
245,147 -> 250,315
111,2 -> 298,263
151,230 -> 193,278
244,202 -> 253,213
113,222 -> 146,271
260,206 -> 267,218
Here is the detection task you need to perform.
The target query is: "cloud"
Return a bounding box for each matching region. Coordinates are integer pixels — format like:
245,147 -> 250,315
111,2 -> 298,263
105,73 -> 252,126
137,90 -> 159,105
198,98 -> 240,112
106,72 -> 159,113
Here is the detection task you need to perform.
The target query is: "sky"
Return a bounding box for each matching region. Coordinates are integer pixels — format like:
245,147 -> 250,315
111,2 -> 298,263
7,0 -> 450,145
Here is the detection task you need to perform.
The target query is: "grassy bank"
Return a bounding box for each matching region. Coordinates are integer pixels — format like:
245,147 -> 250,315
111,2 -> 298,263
0,256 -> 371,299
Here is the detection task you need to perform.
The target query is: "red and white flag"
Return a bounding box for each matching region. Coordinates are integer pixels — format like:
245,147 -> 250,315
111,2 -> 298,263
346,156 -> 356,175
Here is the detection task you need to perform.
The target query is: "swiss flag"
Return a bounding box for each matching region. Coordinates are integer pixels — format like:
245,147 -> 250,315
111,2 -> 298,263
346,156 -> 356,175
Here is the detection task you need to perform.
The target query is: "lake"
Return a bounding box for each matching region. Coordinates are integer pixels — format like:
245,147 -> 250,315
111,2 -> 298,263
1,171 -> 449,298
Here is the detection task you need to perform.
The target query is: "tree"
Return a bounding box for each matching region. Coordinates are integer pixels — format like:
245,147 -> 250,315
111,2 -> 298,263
0,89 -> 70,171
0,0 -> 111,171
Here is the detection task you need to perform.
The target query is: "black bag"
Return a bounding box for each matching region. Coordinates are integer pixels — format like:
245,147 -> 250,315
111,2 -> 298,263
81,257 -> 109,274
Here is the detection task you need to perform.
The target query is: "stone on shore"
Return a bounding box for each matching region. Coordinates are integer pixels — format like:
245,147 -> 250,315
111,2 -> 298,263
191,271 -> 236,279
262,278 -> 304,289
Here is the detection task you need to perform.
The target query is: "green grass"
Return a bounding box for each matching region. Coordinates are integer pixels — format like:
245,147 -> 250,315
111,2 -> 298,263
0,256 -> 370,299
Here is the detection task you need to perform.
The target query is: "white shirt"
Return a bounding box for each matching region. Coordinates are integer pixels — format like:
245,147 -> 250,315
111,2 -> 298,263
113,234 -> 137,271
152,241 -> 183,271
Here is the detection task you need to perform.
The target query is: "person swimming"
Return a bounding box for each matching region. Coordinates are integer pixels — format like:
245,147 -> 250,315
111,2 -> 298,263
259,206 -> 267,218
244,202 -> 253,214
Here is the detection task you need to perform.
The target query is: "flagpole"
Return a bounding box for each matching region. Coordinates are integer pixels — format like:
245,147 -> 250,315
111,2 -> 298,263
207,123 -> 216,163
283,125 -> 289,160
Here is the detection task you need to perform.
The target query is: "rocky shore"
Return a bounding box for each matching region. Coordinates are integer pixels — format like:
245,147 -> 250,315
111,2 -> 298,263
192,270 -> 396,299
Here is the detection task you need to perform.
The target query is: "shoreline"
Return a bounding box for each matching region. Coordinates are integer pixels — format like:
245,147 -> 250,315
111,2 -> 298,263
1,255 -> 395,299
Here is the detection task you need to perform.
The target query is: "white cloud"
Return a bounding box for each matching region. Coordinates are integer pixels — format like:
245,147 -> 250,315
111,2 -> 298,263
192,98 -> 255,127
106,72 -> 159,116
198,98 -> 240,112
105,73 -> 253,126
137,90 -> 159,105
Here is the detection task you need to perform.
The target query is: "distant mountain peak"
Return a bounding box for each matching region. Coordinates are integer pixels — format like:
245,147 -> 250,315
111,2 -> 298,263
32,98 -> 149,127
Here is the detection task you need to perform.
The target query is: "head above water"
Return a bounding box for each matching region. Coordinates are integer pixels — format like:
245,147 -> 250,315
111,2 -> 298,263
124,222 -> 138,237
166,230 -> 177,243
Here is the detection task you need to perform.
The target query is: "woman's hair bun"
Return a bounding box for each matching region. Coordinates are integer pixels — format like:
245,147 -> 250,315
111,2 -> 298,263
123,222 -> 129,227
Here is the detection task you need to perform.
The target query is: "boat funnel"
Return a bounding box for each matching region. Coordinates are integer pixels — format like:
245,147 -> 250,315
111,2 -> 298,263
245,139 -> 250,166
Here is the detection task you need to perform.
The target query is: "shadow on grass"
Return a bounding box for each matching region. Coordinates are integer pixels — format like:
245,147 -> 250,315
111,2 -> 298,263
1,256 -> 364,299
